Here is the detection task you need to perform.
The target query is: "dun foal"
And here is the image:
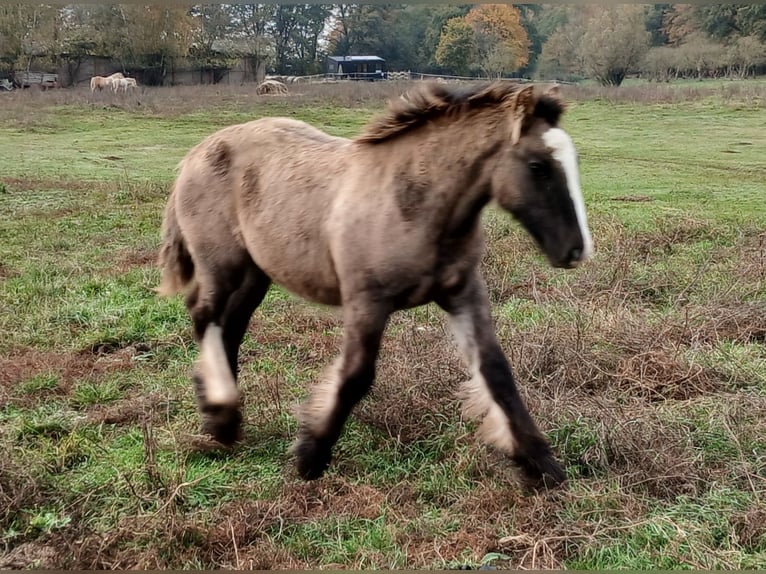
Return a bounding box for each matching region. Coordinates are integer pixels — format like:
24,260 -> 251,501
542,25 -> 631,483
158,82 -> 593,488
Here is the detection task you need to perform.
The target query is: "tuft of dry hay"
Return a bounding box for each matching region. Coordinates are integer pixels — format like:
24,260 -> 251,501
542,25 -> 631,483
255,79 -> 288,96
0,542 -> 60,569
731,507 -> 766,551
355,319 -> 465,444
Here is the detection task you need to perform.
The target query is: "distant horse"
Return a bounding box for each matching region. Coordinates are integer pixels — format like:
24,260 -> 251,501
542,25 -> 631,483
158,82 -> 593,489
90,72 -> 125,93
112,77 -> 137,93
90,76 -> 110,92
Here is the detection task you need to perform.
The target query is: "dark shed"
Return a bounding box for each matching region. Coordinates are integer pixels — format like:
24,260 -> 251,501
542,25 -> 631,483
327,56 -> 386,80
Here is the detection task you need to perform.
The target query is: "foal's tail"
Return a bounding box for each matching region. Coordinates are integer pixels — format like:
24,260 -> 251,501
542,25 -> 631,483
157,188 -> 194,297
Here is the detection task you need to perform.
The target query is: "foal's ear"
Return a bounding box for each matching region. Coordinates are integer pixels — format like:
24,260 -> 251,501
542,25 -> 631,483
510,85 -> 536,145
544,83 -> 562,99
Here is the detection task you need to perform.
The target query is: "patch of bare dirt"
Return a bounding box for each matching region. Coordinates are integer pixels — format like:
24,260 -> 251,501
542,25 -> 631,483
684,302 -> 766,345
732,508 -> 766,551
0,541 -> 60,569
110,247 -> 159,275
401,524 -> 497,569
0,176 -> 106,194
86,392 -> 170,426
0,262 -> 19,280
0,344 -> 149,403
611,194 -> 654,202
245,304 -> 342,365
0,455 -> 49,532
442,483 -> 650,570
201,499 -> 307,568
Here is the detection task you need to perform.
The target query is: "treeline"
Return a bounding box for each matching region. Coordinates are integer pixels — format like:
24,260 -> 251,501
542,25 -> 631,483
537,5 -> 766,84
0,4 -> 764,85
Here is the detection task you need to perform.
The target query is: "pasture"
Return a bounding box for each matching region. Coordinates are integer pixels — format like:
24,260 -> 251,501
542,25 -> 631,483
0,81 -> 765,569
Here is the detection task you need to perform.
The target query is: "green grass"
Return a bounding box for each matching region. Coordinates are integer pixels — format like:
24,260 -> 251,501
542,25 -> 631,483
0,80 -> 765,569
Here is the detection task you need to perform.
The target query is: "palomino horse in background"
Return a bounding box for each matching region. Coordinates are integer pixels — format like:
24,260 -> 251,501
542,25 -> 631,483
112,77 -> 137,93
158,82 -> 593,489
90,72 -> 124,92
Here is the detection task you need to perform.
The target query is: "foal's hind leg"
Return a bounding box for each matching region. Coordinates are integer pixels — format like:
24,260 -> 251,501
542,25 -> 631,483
437,269 -> 566,489
292,298 -> 390,480
187,260 -> 271,445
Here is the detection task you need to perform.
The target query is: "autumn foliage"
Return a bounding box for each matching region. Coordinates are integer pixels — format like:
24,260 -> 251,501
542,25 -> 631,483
465,5 -> 530,72
436,4 -> 530,77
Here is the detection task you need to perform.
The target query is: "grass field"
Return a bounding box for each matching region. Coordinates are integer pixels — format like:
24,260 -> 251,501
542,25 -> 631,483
0,80 -> 765,569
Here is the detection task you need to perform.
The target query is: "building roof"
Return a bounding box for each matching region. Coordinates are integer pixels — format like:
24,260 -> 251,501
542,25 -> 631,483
328,56 -> 385,63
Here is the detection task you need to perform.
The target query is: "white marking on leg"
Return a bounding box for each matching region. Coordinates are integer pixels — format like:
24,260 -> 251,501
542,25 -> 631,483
300,356 -> 343,436
198,324 -> 239,405
450,314 -> 516,454
542,127 -> 594,260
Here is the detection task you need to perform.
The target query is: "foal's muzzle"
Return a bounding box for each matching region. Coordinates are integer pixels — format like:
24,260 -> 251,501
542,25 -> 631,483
551,242 -> 587,269
564,247 -> 584,268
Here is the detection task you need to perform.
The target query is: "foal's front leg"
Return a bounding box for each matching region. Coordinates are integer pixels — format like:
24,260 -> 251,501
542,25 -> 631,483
293,298 -> 390,480
438,270 -> 566,489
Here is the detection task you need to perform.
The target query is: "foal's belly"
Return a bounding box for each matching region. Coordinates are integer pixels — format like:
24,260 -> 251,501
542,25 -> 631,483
243,228 -> 342,307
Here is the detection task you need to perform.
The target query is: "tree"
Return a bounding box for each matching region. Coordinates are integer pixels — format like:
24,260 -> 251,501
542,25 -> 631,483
0,5 -> 60,73
727,34 -> 766,78
538,5 -> 650,85
327,5 -> 474,73
580,5 -> 651,85
645,4 -> 672,46
676,32 -> 728,79
328,5 -> 421,71
434,16 -> 477,76
696,5 -> 740,41
290,5 -> 332,74
272,5 -> 332,74
326,4 -> 358,57
735,5 -> 766,42
464,4 -> 530,76
536,8 -> 590,81
188,5 -> 236,82
422,5 -> 472,71
56,6 -> 102,85
662,4 -> 700,46
515,4 -> 544,75
642,46 -> 679,82
230,4 -> 276,82
101,6 -> 197,83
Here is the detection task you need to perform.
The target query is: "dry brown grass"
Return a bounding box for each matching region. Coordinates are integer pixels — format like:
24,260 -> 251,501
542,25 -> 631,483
567,80 -> 766,106
4,78 -> 763,120
0,345 -> 143,403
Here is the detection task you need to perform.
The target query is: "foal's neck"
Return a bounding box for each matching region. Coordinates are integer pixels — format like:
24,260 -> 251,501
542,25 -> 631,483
411,111 -> 507,236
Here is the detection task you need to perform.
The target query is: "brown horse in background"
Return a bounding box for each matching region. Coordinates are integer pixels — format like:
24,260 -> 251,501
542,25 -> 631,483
158,81 -> 593,489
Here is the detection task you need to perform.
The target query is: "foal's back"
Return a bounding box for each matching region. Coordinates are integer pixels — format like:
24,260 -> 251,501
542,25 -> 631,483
173,117 -> 352,305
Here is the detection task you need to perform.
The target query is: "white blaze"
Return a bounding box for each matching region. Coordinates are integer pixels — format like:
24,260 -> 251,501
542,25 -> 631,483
542,128 -> 593,260
199,324 -> 239,405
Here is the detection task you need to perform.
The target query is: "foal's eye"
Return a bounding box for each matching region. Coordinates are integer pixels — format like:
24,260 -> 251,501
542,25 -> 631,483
528,160 -> 548,177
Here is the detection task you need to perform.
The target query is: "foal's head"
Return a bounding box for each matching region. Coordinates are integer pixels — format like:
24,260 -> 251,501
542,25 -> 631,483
358,81 -> 592,269
492,84 -> 593,269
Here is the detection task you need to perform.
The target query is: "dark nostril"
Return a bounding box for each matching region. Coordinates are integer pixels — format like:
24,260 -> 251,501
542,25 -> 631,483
569,247 -> 582,263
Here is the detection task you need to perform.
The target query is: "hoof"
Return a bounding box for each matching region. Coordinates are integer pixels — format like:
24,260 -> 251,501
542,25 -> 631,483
292,432 -> 333,481
200,403 -> 242,447
512,440 -> 567,491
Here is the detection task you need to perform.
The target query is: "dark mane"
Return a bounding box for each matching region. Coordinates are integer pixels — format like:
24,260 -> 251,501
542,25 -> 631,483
355,81 -> 565,144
